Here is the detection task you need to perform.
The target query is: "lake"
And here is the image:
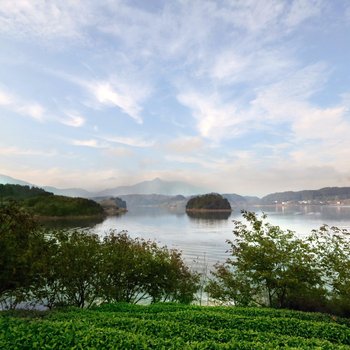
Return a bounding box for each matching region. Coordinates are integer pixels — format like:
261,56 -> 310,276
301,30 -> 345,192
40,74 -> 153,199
80,205 -> 350,272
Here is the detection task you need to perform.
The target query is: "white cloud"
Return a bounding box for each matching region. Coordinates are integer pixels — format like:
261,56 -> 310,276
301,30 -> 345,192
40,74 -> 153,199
71,139 -> 104,148
0,87 -> 46,121
102,135 -> 154,148
107,147 -> 134,157
285,0 -> 323,28
166,136 -> 205,154
91,82 -> 143,124
0,90 -> 13,105
60,111 -> 85,127
177,91 -> 243,141
0,0 -> 95,41
0,146 -> 56,157
45,69 -> 149,124
221,0 -> 286,33
17,103 -> 45,121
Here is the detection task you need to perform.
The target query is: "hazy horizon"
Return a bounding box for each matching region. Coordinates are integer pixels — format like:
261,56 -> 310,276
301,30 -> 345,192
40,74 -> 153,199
1,1 -> 350,196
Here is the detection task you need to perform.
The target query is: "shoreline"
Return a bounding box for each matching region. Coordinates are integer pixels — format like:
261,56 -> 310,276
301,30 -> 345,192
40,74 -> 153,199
186,208 -> 232,212
35,214 -> 106,221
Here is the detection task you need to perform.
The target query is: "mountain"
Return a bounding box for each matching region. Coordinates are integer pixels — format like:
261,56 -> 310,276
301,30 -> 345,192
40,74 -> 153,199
261,187 -> 350,204
0,174 -> 33,187
117,194 -> 187,209
42,186 -> 94,198
97,178 -> 206,196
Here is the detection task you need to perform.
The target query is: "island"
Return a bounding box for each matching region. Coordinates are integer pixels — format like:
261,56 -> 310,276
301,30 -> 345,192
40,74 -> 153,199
94,197 -> 128,215
185,193 -> 232,212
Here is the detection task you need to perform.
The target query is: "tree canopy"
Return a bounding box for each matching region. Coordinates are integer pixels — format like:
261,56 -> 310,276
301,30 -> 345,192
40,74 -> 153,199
186,193 -> 231,211
0,202 -> 199,309
206,211 -> 350,316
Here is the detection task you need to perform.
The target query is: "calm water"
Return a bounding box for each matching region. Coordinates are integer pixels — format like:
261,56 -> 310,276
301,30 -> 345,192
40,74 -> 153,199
87,205 -> 350,271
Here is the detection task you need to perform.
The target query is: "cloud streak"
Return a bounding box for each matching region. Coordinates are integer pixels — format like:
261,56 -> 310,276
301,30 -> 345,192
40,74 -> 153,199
0,87 -> 46,121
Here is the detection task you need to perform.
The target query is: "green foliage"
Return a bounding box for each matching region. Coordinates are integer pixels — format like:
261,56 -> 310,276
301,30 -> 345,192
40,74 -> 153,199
0,203 -> 199,309
0,184 -> 104,217
186,193 -> 231,211
23,195 -> 104,217
308,225 -> 350,317
0,184 -> 51,200
207,211 -> 324,309
0,201 -> 46,308
1,304 -> 350,349
206,211 -> 350,316
35,230 -> 102,309
99,231 -> 199,304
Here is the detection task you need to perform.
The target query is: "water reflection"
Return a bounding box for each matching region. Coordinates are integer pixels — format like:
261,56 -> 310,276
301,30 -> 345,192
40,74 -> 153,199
186,210 -> 231,221
38,216 -> 105,229
38,205 -> 350,272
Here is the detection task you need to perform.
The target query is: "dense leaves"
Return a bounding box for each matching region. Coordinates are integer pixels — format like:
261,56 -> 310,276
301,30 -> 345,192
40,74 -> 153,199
1,304 -> 350,349
207,211 -> 350,316
0,203 -> 199,309
186,193 -> 231,211
0,201 -> 46,308
0,184 -> 104,217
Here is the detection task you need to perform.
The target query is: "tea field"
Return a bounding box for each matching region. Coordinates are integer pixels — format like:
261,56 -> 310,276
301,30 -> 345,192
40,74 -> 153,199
1,303 -> 350,349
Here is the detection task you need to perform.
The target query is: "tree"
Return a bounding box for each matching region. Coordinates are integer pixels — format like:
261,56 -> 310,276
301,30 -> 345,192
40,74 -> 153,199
100,232 -> 152,303
53,230 -> 102,308
206,211 -> 325,309
308,225 -> 350,316
100,231 -> 199,304
186,193 -> 231,211
0,201 -> 45,308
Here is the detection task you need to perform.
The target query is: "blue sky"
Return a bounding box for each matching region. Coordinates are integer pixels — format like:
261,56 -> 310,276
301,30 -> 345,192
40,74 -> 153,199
1,0 -> 350,196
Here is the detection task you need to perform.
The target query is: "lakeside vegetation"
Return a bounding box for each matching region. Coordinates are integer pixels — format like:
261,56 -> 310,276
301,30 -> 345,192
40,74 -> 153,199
3,200 -> 350,347
186,193 -> 232,211
0,184 -> 104,217
0,202 -> 199,310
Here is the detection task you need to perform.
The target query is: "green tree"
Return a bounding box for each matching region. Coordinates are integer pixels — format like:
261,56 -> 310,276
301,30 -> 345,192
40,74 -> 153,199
206,211 -> 324,309
40,230 -> 102,308
100,232 -> 152,303
186,193 -> 231,211
100,231 -> 199,304
0,201 -> 45,308
308,225 -> 350,316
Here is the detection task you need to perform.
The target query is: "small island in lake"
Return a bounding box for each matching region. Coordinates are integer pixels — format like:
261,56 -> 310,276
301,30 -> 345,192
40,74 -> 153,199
95,197 -> 128,215
186,193 -> 232,212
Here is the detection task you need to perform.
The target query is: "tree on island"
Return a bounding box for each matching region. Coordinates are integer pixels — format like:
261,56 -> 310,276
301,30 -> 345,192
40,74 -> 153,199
186,193 -> 231,211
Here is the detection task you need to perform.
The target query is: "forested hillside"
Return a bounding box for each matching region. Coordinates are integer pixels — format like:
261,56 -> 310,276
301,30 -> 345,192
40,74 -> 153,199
186,193 -> 232,211
261,187 -> 350,204
0,184 -> 104,217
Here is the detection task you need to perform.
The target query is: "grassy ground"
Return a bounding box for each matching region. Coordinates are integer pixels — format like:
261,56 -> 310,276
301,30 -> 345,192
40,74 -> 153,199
1,303 -> 350,349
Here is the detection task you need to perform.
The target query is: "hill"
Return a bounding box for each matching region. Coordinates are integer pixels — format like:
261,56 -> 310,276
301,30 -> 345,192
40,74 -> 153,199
0,175 -> 206,197
0,184 -> 104,217
0,174 -> 33,187
186,193 -> 232,211
1,303 -> 350,349
118,194 -> 187,209
93,197 -> 127,215
261,187 -> 350,204
97,178 -> 206,197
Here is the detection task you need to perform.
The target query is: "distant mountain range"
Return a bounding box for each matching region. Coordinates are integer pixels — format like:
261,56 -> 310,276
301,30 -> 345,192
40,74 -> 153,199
260,187 -> 350,204
0,174 -> 33,187
2,174 -> 350,207
0,174 -> 206,198
96,178 -> 206,197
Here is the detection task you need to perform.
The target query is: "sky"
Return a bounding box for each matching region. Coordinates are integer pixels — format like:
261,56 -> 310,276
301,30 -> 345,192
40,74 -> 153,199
0,0 -> 350,196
